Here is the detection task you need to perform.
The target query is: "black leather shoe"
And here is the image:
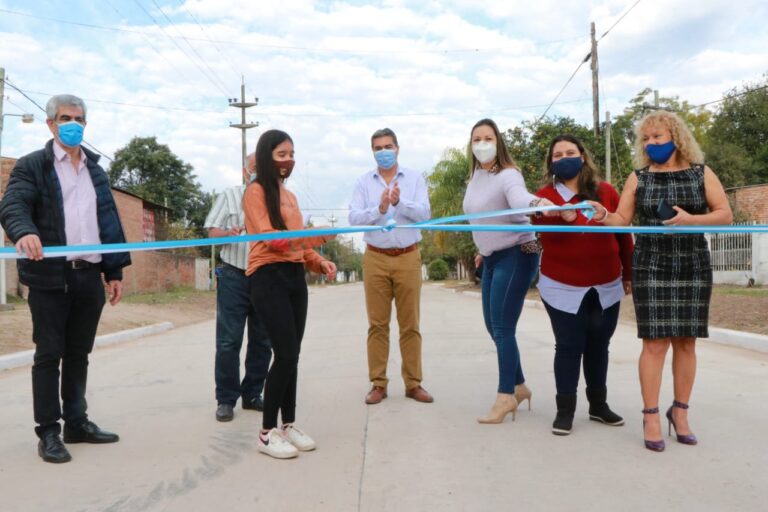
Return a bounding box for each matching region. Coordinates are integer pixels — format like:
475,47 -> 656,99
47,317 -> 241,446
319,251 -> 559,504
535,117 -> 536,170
216,403 -> 234,422
63,421 -> 120,444
38,432 -> 72,463
242,396 -> 264,411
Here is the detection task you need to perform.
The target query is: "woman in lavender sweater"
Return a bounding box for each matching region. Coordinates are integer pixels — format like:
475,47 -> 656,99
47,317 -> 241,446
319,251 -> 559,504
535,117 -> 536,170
462,118 -> 562,423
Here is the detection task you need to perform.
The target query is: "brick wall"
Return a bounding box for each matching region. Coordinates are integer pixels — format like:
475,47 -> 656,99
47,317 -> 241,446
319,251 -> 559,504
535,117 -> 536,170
728,184 -> 768,223
1,156 -> 203,297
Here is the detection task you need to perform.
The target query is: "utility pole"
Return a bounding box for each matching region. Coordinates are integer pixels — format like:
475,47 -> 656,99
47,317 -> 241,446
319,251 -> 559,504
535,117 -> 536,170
653,89 -> 660,108
590,22 -> 600,138
228,77 -> 258,184
605,111 -> 612,185
328,213 -> 337,229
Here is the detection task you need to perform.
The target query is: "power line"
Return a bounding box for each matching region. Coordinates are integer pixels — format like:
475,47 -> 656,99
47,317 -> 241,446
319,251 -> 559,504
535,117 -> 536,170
16,87 -> 224,113
10,85 -> 592,118
597,0 -> 643,41
174,0 -> 248,89
130,0 -> 231,98
4,96 -> 32,114
535,58 -> 591,124
0,7 -> 586,55
536,0 -> 642,124
2,77 -> 114,162
146,0 -> 232,94
103,0 -> 199,89
685,84 -> 768,110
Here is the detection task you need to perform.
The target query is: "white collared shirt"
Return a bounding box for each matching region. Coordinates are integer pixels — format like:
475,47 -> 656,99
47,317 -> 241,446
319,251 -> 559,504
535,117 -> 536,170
348,166 -> 430,248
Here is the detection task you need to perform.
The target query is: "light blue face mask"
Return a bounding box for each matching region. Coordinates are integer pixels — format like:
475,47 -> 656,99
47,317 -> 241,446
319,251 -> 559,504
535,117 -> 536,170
57,121 -> 84,147
374,149 -> 397,170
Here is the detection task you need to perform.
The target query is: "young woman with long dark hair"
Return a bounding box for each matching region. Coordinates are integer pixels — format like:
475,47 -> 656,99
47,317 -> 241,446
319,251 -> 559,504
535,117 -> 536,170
244,129 -> 337,459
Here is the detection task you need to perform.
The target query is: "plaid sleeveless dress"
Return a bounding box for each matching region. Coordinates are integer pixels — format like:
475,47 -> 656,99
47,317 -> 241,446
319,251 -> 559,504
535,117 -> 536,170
632,164 -> 712,339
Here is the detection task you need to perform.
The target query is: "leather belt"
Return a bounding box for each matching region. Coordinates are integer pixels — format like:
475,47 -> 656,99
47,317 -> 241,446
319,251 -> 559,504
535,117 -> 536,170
367,243 -> 417,257
68,259 -> 100,270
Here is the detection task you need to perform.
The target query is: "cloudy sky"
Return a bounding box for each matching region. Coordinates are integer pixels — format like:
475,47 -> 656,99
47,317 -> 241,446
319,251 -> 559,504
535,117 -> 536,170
1,0 -> 766,229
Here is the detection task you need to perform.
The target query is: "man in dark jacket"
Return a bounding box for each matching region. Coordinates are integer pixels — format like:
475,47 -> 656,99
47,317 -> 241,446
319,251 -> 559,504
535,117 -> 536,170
0,94 -> 131,464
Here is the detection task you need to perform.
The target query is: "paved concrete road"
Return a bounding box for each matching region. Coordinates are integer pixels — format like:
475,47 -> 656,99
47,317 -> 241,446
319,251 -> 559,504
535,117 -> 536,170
1,283 -> 766,512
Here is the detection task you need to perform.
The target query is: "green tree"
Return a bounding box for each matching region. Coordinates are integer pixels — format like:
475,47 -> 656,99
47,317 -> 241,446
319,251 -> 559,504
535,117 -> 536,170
612,88 -> 713,187
108,137 -> 205,225
426,148 -> 476,275
505,116 -> 634,190
322,236 -> 362,278
705,76 -> 768,186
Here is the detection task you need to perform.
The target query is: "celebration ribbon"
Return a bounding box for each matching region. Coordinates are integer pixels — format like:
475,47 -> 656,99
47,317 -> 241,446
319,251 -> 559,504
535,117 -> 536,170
1,203 -> 766,260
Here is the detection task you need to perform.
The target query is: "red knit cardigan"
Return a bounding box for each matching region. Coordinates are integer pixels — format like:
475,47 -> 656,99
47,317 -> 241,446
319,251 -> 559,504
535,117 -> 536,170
533,181 -> 633,286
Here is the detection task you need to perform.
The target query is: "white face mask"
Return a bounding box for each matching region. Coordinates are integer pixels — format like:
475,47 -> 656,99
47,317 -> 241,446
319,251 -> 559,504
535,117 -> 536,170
472,141 -> 497,164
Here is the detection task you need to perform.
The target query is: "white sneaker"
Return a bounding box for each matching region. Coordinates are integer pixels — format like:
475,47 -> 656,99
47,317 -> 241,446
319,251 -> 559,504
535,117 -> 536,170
257,428 -> 299,459
281,424 -> 316,451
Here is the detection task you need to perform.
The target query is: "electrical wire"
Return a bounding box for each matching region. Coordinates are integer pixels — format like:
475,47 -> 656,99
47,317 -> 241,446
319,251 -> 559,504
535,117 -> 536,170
130,0 -> 231,98
535,0 -> 643,124
103,0 -> 200,90
597,0 -> 643,41
2,77 -> 114,162
174,0 -> 249,89
147,0 -> 232,94
10,85 -> 592,118
0,7 -> 586,55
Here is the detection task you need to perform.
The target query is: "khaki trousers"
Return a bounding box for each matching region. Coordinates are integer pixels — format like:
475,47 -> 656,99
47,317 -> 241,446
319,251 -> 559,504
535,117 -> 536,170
363,248 -> 423,390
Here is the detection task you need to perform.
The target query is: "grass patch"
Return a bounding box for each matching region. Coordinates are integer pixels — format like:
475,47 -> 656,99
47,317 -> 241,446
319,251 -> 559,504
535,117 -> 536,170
712,285 -> 768,297
6,294 -> 26,305
123,287 -> 215,305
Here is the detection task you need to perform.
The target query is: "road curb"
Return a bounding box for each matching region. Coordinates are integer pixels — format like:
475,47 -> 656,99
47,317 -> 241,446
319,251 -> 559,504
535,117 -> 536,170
0,322 -> 175,372
441,286 -> 768,354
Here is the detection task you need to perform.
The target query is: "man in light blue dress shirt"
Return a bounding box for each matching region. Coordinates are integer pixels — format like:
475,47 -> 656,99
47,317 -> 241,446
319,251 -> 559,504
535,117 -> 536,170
349,128 -> 434,405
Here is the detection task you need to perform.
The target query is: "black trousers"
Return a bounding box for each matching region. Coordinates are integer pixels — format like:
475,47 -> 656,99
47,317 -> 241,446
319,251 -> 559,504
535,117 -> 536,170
249,262 -> 308,430
542,288 -> 620,395
28,267 -> 105,437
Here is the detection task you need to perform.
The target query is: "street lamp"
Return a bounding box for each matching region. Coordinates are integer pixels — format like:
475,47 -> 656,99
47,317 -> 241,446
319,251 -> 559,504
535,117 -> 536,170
1,111 -> 35,307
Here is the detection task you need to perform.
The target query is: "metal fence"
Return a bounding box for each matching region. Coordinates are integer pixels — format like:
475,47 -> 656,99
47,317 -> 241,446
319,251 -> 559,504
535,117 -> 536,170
707,222 -> 753,272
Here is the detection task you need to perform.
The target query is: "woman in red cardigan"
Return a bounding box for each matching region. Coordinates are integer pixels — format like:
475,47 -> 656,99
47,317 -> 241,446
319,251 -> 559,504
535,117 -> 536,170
533,134 -> 633,436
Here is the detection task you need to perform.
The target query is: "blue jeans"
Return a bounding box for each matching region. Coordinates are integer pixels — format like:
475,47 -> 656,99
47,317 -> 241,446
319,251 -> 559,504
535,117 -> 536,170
481,246 -> 539,394
543,288 -> 620,394
215,264 -> 271,406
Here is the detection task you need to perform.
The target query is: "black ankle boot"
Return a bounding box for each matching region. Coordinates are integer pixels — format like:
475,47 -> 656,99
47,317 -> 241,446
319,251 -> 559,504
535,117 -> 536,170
552,393 -> 577,435
586,387 -> 624,426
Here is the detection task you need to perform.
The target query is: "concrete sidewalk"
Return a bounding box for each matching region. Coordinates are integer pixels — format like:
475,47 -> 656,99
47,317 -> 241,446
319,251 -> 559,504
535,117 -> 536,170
0,283 -> 766,511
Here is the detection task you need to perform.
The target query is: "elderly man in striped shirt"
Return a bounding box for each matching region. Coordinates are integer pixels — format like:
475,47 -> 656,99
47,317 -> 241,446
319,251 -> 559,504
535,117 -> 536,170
204,153 -> 271,422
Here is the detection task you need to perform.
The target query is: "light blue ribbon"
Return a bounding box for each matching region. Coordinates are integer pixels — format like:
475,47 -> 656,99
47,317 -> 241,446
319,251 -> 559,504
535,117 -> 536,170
1,202 -> 766,260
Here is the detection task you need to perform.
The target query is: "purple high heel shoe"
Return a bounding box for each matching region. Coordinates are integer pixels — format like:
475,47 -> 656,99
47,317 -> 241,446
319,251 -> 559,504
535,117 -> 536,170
642,407 -> 665,452
666,401 -> 698,445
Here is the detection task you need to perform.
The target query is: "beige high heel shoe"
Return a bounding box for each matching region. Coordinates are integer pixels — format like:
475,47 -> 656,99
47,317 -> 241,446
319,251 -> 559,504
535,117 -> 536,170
477,393 -> 519,424
514,383 -> 532,411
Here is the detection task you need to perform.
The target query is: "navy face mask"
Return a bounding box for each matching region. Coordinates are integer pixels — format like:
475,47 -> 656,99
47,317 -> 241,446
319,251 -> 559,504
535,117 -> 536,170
646,140 -> 676,164
551,157 -> 583,180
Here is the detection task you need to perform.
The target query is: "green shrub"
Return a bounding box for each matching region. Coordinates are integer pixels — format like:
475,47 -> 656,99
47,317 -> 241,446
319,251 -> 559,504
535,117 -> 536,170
427,259 -> 450,281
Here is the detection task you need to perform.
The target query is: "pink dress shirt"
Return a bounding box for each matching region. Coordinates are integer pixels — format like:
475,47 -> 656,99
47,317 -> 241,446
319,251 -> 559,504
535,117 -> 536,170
52,142 -> 102,263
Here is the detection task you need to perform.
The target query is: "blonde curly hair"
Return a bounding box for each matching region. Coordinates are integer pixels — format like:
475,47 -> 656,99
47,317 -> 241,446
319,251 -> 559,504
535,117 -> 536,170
633,110 -> 704,169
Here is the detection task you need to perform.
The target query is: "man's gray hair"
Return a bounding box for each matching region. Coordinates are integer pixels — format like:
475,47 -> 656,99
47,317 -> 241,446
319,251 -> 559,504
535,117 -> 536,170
46,94 -> 87,121
371,128 -> 398,148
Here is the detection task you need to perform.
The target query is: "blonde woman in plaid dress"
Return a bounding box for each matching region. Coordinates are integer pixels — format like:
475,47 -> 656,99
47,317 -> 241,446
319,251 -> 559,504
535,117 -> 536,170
588,111 -> 732,452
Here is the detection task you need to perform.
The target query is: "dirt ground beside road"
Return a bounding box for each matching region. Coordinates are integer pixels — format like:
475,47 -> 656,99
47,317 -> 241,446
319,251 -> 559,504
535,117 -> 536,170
447,281 -> 768,336
2,283 -> 766,357
0,289 -> 216,356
